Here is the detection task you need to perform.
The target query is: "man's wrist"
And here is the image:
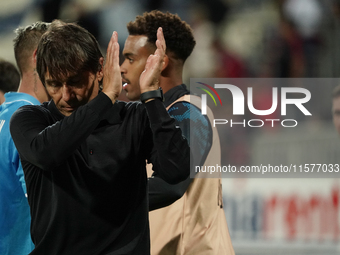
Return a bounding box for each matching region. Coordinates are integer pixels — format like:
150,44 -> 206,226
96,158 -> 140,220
102,91 -> 118,104
140,87 -> 163,103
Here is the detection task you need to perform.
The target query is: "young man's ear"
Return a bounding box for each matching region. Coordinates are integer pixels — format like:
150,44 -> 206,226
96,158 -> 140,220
98,57 -> 104,81
162,54 -> 169,71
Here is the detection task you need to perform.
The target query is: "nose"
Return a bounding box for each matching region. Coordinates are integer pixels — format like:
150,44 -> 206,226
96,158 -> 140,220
120,60 -> 127,75
61,84 -> 74,102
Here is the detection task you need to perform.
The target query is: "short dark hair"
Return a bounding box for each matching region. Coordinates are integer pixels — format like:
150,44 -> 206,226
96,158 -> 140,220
127,10 -> 196,62
0,59 -> 20,93
36,20 -> 103,86
13,21 -> 50,75
333,85 -> 340,99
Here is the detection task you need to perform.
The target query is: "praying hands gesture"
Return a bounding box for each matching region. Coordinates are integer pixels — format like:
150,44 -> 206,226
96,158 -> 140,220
102,31 -> 122,103
102,27 -> 166,103
139,27 -> 166,94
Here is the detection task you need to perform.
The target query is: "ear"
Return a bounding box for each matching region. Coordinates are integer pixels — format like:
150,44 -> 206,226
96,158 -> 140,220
33,49 -> 38,65
97,57 -> 104,81
162,54 -> 169,71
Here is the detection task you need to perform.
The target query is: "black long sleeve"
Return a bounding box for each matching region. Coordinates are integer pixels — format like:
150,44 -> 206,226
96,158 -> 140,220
10,92 -> 114,170
149,174 -> 192,211
148,101 -> 212,211
9,92 -> 190,255
10,94 -> 190,184
144,99 -> 191,184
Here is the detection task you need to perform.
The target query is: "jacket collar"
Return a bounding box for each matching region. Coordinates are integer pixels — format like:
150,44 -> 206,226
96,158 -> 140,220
163,84 -> 190,108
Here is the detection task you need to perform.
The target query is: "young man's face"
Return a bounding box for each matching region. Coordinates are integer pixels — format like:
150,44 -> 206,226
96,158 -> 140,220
121,35 -> 154,101
333,96 -> 340,135
44,70 -> 102,116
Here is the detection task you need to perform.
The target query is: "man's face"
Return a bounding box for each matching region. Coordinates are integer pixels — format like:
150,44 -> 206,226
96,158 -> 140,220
333,96 -> 340,135
121,35 -> 153,101
45,70 -> 102,116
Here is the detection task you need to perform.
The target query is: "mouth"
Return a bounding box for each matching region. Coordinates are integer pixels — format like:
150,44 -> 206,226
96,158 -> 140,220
62,104 -> 76,111
122,81 -> 129,91
64,107 -> 75,112
122,77 -> 130,88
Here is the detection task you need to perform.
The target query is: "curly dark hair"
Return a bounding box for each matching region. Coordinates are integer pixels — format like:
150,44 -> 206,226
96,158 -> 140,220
36,20 -> 103,86
127,10 -> 196,62
13,21 -> 50,75
0,59 -> 20,93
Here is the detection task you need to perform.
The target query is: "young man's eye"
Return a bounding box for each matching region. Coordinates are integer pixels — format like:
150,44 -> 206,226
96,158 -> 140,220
128,58 -> 134,63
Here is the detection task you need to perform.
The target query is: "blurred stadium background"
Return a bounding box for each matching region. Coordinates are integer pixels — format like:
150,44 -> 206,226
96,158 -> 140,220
0,0 -> 339,254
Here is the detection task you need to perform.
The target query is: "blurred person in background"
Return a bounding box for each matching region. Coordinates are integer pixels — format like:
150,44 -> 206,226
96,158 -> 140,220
332,85 -> 340,135
0,59 -> 20,104
269,0 -> 323,77
121,10 -> 234,255
0,21 -> 50,255
13,22 -> 50,104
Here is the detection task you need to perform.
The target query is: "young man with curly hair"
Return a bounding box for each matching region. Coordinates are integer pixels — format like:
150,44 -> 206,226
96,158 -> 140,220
121,10 -> 235,255
0,21 -> 50,255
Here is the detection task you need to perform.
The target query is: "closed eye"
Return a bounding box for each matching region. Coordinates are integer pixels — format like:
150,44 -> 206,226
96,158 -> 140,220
46,80 -> 61,87
68,79 -> 81,86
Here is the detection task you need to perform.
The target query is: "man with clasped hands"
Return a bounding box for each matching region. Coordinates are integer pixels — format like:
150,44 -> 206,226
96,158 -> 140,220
10,20 -> 190,255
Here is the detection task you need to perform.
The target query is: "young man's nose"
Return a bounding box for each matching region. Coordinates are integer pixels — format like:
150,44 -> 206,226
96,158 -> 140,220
120,61 -> 127,74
